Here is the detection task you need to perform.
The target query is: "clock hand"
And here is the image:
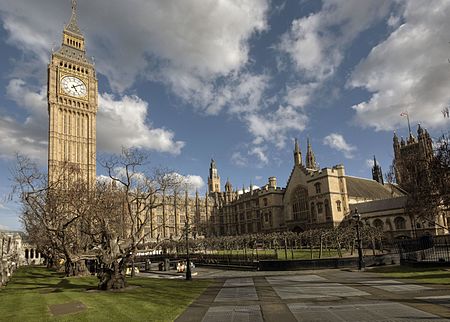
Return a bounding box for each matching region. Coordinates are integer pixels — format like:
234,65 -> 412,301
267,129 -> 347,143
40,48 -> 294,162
71,85 -> 80,94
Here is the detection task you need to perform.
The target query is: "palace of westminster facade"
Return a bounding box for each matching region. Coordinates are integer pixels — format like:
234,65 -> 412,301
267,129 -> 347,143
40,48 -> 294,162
47,2 -> 449,242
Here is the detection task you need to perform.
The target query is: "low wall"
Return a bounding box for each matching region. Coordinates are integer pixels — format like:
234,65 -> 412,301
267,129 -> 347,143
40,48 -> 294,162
400,260 -> 450,268
258,253 -> 399,271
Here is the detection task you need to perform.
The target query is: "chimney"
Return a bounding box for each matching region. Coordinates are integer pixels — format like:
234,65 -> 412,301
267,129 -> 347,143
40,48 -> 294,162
268,177 -> 277,189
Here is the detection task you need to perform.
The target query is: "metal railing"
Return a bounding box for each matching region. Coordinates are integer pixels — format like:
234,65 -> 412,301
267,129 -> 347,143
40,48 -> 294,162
395,235 -> 450,263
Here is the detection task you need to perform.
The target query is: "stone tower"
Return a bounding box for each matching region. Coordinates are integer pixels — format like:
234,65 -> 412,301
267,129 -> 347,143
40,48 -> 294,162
47,0 -> 98,186
294,138 -> 302,166
305,138 -> 318,170
208,159 -> 221,194
393,124 -> 433,191
372,155 -> 384,184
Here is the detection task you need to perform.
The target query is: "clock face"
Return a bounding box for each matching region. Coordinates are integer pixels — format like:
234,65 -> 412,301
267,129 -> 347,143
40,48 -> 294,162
61,76 -> 87,98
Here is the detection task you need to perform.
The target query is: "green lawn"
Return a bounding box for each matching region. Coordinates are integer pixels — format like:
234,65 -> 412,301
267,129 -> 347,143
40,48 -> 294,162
370,265 -> 450,284
210,248 -> 342,260
0,266 -> 210,322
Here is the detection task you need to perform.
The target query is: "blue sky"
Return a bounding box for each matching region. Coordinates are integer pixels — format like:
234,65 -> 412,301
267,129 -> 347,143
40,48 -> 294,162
0,0 -> 449,230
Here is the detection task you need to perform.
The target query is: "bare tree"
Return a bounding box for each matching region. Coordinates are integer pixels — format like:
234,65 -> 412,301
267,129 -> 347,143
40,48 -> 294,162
13,155 -> 91,276
84,148 -> 182,290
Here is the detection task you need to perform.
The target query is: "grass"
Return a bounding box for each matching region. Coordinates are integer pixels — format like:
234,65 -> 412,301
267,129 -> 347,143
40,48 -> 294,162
370,265 -> 450,284
0,266 -> 210,322
210,248 -> 342,260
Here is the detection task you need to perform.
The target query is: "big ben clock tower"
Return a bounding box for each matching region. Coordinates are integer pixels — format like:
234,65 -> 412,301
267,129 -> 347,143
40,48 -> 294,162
48,0 -> 97,186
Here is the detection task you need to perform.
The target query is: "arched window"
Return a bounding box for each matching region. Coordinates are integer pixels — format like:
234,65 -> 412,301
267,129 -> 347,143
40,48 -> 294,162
317,202 -> 323,214
30,249 -> 34,259
314,182 -> 321,194
324,199 -> 331,221
291,186 -> 309,222
373,219 -> 384,230
336,200 -> 342,212
310,202 -> 315,223
25,249 -> 29,259
394,216 -> 406,230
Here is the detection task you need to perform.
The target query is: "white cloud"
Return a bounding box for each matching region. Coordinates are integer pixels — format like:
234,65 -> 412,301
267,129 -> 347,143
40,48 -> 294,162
249,146 -> 269,166
0,0 -> 268,93
184,175 -> 205,192
0,79 -> 48,163
366,159 -> 375,168
285,83 -> 318,108
246,105 -> 308,148
323,133 -> 357,159
231,145 -> 271,168
0,0 -> 276,153
231,152 -> 248,167
171,173 -> 205,194
278,0 -> 393,107
0,79 -> 184,162
237,185 -> 260,195
98,94 -> 184,154
350,0 -> 450,131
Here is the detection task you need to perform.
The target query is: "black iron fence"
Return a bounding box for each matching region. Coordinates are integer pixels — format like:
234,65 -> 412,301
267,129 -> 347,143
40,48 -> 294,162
395,235 -> 450,264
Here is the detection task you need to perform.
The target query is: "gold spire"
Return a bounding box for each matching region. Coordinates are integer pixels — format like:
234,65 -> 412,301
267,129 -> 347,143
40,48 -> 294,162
65,0 -> 82,36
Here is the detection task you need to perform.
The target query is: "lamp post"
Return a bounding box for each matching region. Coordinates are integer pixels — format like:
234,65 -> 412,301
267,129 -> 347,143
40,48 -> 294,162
352,208 -> 365,270
184,220 -> 192,280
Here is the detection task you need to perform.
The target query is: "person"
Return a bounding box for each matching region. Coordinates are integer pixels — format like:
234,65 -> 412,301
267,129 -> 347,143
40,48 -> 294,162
177,261 -> 185,273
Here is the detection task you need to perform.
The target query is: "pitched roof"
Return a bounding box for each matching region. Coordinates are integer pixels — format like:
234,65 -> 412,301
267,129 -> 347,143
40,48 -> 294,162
346,176 -> 396,200
349,196 -> 408,214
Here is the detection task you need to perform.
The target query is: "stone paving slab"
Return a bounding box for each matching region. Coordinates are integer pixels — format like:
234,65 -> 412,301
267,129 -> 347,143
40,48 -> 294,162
361,279 -> 430,292
201,305 -> 263,322
416,295 -> 450,309
273,282 -> 370,300
287,302 -> 450,322
266,275 -> 326,285
215,286 -> 259,302
223,277 -> 254,287
49,301 -> 87,316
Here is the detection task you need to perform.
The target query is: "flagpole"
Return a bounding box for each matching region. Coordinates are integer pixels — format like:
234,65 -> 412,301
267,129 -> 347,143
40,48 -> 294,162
401,112 -> 412,136
406,113 -> 412,136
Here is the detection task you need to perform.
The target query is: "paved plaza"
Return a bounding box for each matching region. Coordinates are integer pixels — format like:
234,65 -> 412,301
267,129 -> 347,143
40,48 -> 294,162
171,267 -> 450,322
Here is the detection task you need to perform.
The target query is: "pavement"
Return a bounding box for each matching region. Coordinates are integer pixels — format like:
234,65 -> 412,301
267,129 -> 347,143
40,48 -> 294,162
161,267 -> 450,322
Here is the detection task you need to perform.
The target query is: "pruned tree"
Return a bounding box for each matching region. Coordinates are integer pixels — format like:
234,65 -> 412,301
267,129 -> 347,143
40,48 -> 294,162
13,155 -> 91,276
84,148 -> 182,290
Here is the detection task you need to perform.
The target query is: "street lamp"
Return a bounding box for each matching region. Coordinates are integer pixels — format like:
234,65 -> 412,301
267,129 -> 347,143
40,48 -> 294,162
352,208 -> 365,270
184,219 -> 192,280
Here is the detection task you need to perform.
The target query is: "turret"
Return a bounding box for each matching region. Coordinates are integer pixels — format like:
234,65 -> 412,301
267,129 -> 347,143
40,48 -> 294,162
372,155 -> 384,185
225,178 -> 232,193
208,158 -> 221,194
306,138 -> 318,170
393,131 -> 400,156
294,138 -> 302,166
268,177 -> 277,189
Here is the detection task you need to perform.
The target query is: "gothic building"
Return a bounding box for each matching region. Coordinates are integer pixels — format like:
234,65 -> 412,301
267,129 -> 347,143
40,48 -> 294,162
207,139 -> 403,236
372,156 -> 384,185
48,0 -> 98,186
393,124 -> 434,192
45,2 -> 447,242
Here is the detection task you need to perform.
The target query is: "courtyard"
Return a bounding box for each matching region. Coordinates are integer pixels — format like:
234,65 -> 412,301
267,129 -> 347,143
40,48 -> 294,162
2,265 -> 450,321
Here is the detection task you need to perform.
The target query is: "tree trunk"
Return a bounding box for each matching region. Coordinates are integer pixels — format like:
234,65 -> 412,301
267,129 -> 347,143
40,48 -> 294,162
290,241 -> 294,260
284,237 -> 288,260
65,259 -> 89,277
337,242 -> 343,258
319,235 -> 323,259
98,261 -> 127,290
